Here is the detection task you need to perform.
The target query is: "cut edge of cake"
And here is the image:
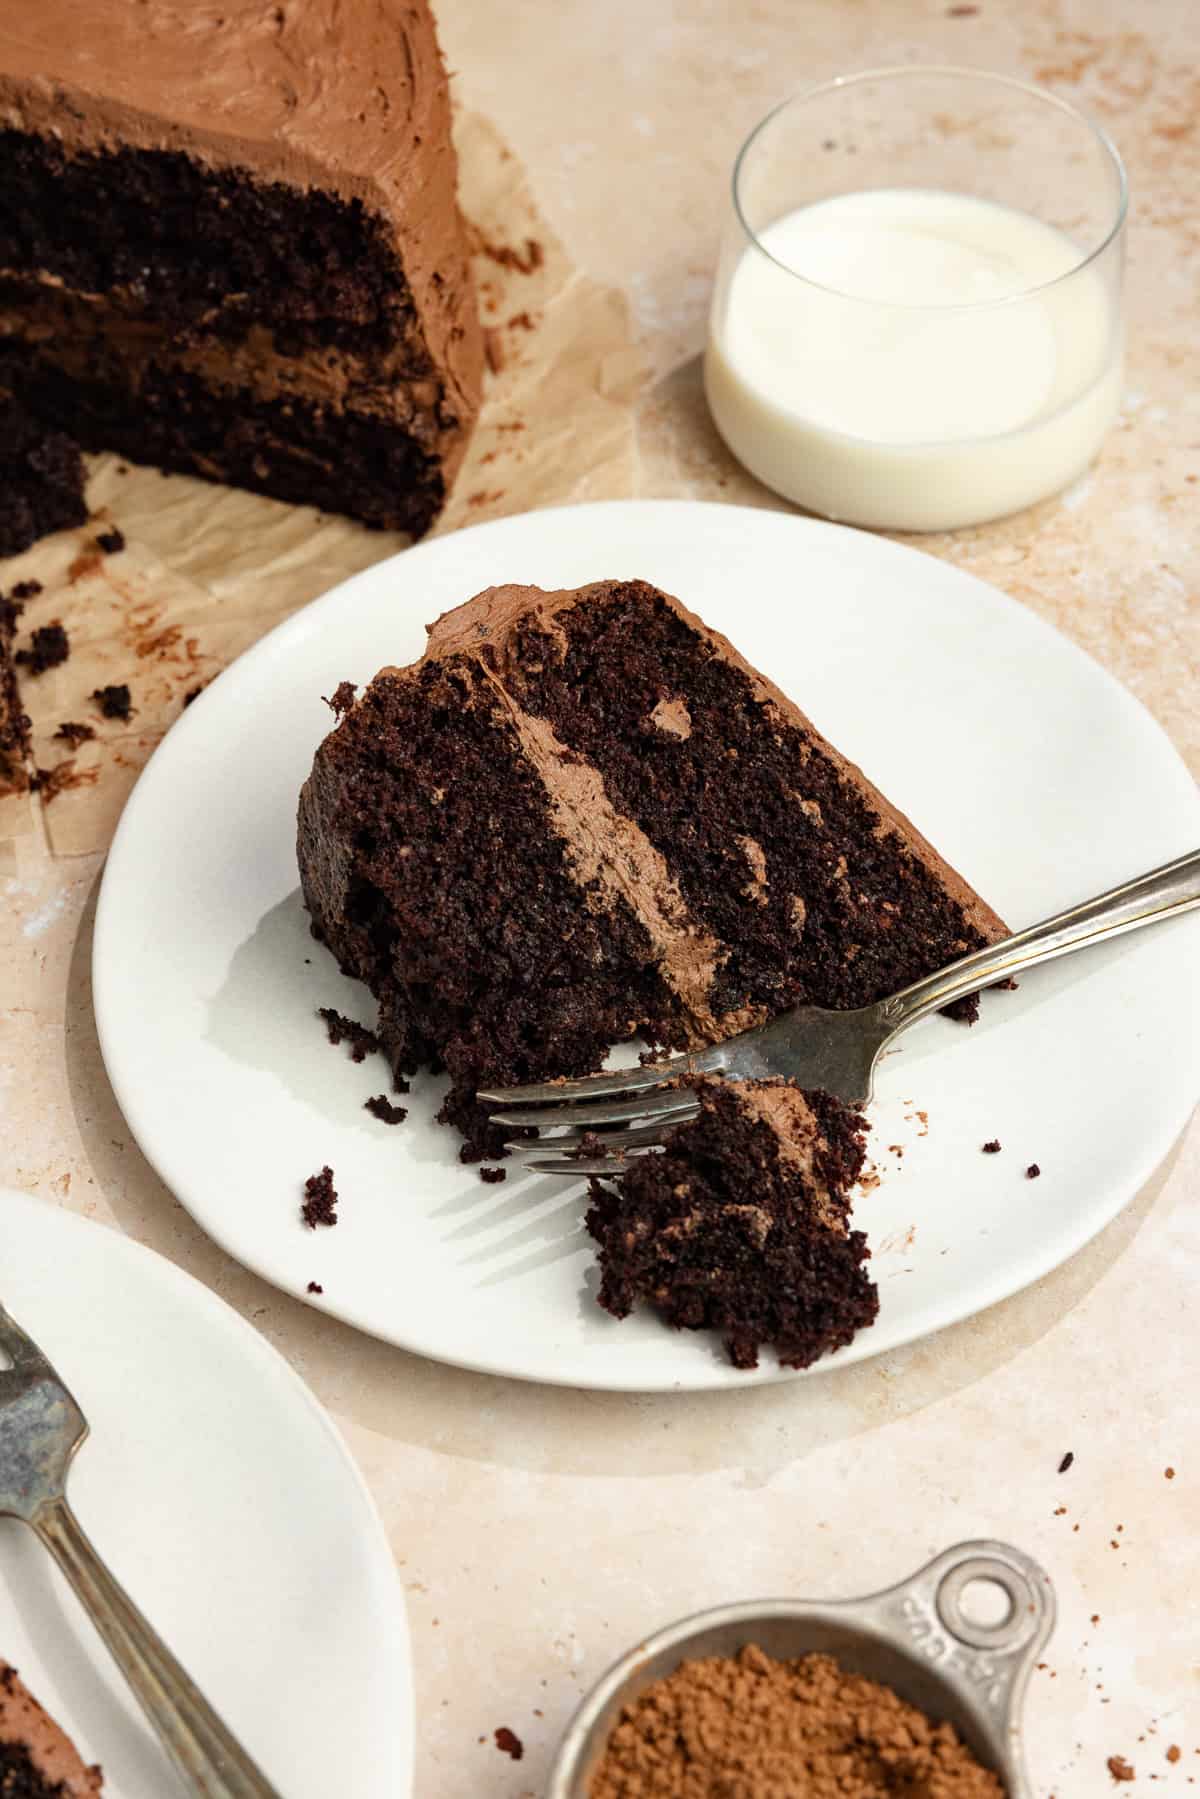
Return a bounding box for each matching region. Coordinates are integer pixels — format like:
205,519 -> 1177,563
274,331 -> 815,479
585,1074 -> 879,1371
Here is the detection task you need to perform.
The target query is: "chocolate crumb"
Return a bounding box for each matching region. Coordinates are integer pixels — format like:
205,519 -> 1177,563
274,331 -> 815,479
1107,1755 -> 1135,1782
478,235 -> 544,275
94,526 -> 125,554
365,1093 -> 408,1125
1165,1467 -> 1176,1479
15,622 -> 70,674
92,683 -> 133,720
493,1727 -> 523,1761
10,580 -> 42,600
301,1165 -> 338,1229
1168,1746 -> 1182,1764
479,1166 -> 507,1184
982,1139 -> 1002,1154
1058,1451 -> 1074,1473
1027,1162 -> 1041,1179
183,682 -> 209,707
306,1281 -> 323,1294
53,720 -> 95,747
318,1007 -> 380,1062
323,680 -> 357,716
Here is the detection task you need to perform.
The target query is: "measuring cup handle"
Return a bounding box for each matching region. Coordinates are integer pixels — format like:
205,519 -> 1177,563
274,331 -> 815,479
854,1540 -> 1055,1799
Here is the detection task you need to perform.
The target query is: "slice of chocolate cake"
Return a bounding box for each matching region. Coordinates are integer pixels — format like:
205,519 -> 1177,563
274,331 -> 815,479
299,579 -> 1006,1160
0,1663 -> 104,1797
586,1076 -> 877,1370
0,0 -> 482,537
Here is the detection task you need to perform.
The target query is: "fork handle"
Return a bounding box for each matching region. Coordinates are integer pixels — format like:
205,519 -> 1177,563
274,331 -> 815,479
34,1497 -> 282,1798
878,846 -> 1200,1036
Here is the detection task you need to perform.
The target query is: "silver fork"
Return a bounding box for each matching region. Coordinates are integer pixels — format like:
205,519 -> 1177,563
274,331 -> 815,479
483,847 -> 1200,1174
0,1301 -> 282,1798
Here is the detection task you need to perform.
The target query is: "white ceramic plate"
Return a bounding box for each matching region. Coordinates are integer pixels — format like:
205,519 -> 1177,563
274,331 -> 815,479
93,501 -> 1200,1392
0,1189 -> 412,1797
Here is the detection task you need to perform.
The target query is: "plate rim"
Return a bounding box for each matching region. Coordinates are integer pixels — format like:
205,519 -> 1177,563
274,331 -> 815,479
92,498 -> 1200,1393
0,1184 -> 414,1794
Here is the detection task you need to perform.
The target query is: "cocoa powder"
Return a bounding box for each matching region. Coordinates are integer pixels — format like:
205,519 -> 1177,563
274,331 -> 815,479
588,1645 -> 1006,1798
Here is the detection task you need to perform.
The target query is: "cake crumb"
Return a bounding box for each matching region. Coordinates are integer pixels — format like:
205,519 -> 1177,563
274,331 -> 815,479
306,1281 -> 323,1294
1058,1451 -> 1074,1473
11,580 -> 42,600
1026,1162 -> 1041,1178
365,1093 -> 408,1125
1107,1755 -> 1135,1781
493,1727 -> 523,1761
301,1166 -> 338,1229
15,622 -> 69,674
318,1007 -> 380,1062
479,1166 -> 507,1184
53,721 -> 95,747
1165,1467 -> 1175,1479
1167,1746 -> 1181,1764
92,683 -> 133,720
982,1139 -> 1002,1154
94,526 -> 125,554
323,680 -> 357,716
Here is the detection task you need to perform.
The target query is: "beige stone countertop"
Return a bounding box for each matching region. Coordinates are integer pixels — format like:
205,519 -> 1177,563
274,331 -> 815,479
3,1 -> 1198,1794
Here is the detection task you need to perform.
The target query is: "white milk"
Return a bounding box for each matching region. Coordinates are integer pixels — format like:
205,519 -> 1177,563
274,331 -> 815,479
705,188 -> 1122,532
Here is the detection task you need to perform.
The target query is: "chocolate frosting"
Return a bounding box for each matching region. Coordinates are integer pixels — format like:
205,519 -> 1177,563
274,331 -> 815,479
0,0 -> 482,460
415,581 -> 1007,947
0,1663 -> 103,1796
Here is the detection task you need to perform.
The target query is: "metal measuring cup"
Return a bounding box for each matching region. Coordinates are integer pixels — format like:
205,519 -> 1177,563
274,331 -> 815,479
547,1539 -> 1054,1797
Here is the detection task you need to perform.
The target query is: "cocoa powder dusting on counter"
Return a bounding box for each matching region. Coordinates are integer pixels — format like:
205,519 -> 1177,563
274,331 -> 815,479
587,1646 -> 1006,1797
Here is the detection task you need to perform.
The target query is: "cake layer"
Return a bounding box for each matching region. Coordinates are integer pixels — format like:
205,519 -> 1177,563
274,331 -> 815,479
0,276 -> 444,427
0,394 -> 86,558
0,592 -> 32,797
0,1663 -> 104,1797
586,1077 -> 878,1369
299,659 -> 689,1150
299,579 -> 1007,1158
0,350 -> 446,537
435,581 -> 1006,1023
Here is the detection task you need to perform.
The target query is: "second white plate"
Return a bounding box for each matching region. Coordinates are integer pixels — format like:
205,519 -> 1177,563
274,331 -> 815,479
93,501 -> 1200,1391
0,1189 -> 411,1796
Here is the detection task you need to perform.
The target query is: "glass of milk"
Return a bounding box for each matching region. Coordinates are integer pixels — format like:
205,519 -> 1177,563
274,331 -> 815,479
705,67 -> 1127,532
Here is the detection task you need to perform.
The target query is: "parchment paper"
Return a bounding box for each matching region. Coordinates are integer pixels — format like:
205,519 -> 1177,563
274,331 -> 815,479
0,110 -> 643,856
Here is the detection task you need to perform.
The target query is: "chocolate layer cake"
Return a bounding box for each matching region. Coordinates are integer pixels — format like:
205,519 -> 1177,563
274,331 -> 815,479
0,0 -> 482,537
0,398 -> 86,558
299,579 -> 1006,1159
0,593 -> 31,797
0,1664 -> 104,1797
587,1076 -> 876,1369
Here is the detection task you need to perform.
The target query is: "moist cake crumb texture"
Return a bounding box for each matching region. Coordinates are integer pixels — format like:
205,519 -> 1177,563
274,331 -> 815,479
318,1007 -> 381,1063
298,578 -> 1007,1165
90,684 -> 132,721
15,623 -> 69,676
587,1075 -> 878,1369
301,1165 -> 338,1229
0,0 -> 482,535
364,1093 -> 407,1125
0,396 -> 87,557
